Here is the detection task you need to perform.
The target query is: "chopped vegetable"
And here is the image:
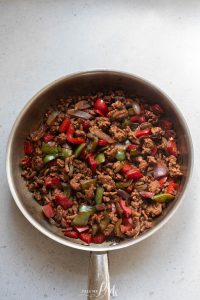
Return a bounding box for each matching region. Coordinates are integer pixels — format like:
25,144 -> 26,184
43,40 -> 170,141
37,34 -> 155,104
79,205 -> 96,214
152,193 -> 175,203
159,176 -> 168,187
63,185 -> 72,197
130,116 -> 145,123
55,193 -> 73,209
64,231 -> 79,239
121,164 -> 143,180
67,109 -> 92,120
95,187 -> 104,204
43,154 -> 57,164
75,100 -> 91,110
81,178 -> 97,190
153,164 -> 168,179
93,233 -> 106,244
166,139 -> 177,156
94,98 -> 108,116
74,226 -> 89,233
89,127 -> 115,144
139,191 -> 154,198
66,123 -> 86,144
98,139 -> 109,146
72,212 -> 91,226
87,138 -> 98,152
44,176 -> 61,188
115,150 -> 126,161
43,134 -> 54,143
24,141 -> 34,155
74,143 -> 86,158
117,189 -> 130,200
87,153 -> 98,172
79,232 -> 92,244
166,181 -> 178,195
42,204 -> 55,218
60,148 -> 72,158
96,153 -> 105,164
46,111 -> 59,125
119,198 -> 132,218
42,143 -> 59,155
134,129 -> 152,138
59,118 -> 71,133
116,180 -> 132,189
92,224 -> 99,237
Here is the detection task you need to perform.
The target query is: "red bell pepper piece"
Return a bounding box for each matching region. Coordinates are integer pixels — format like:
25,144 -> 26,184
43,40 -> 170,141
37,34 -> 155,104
43,134 -> 55,143
94,98 -> 108,116
66,123 -> 86,144
130,116 -> 145,123
79,233 -> 92,244
159,176 -> 168,187
74,226 -> 89,233
55,192 -> 73,209
44,176 -> 61,188
59,117 -> 71,133
87,153 -> 98,172
20,157 -> 32,167
82,120 -> 90,132
122,218 -> 133,230
151,145 -> 157,156
95,109 -> 105,116
166,181 -> 178,195
161,119 -> 172,130
121,164 -> 133,174
93,233 -> 106,244
42,204 -> 55,218
24,141 -> 33,155
135,128 -> 152,138
119,198 -> 132,218
64,231 -> 79,239
98,139 -> 110,146
166,139 -> 177,156
127,144 -> 138,151
151,104 -> 164,114
126,169 -> 143,180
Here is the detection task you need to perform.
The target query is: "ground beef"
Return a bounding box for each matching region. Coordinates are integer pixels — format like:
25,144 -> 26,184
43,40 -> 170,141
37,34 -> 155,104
109,125 -> 127,142
20,90 -> 183,244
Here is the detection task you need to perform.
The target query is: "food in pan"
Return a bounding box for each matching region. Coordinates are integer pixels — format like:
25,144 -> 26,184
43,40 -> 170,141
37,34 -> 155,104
20,90 -> 182,244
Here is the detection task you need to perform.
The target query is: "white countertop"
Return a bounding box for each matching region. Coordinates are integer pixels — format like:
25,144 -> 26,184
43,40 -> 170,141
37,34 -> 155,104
0,1 -> 200,299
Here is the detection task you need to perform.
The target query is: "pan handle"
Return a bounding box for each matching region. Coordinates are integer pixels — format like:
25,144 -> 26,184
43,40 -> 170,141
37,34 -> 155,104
88,251 -> 110,300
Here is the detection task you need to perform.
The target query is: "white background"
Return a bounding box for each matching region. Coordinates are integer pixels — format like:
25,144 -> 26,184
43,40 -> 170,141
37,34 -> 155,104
0,1 -> 200,299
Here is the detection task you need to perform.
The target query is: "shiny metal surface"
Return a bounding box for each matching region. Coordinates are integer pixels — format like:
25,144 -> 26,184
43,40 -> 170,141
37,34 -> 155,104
6,70 -> 193,252
88,252 -> 110,300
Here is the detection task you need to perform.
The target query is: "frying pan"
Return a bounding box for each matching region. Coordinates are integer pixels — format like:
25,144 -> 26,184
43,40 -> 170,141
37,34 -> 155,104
6,70 -> 193,299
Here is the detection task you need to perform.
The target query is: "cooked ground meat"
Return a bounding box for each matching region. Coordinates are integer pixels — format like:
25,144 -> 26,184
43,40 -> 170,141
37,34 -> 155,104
20,90 -> 183,244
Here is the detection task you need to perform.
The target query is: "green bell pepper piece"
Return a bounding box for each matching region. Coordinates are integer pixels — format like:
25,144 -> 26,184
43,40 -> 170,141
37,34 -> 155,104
152,193 -> 175,203
74,143 -> 86,158
43,154 -> 58,163
92,224 -> 99,237
79,205 -> 96,214
63,185 -> 72,197
95,187 -> 104,204
72,212 -> 91,226
81,179 -> 97,190
87,138 -> 98,152
42,143 -> 59,154
116,180 -> 132,189
60,148 -> 72,158
115,150 -> 126,161
96,153 -> 105,164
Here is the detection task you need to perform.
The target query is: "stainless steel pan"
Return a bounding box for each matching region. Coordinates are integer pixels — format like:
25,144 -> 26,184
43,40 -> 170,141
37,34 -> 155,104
6,70 -> 193,299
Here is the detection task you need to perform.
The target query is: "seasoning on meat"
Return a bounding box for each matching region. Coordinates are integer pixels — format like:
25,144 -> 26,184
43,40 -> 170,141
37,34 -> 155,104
20,90 -> 183,244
